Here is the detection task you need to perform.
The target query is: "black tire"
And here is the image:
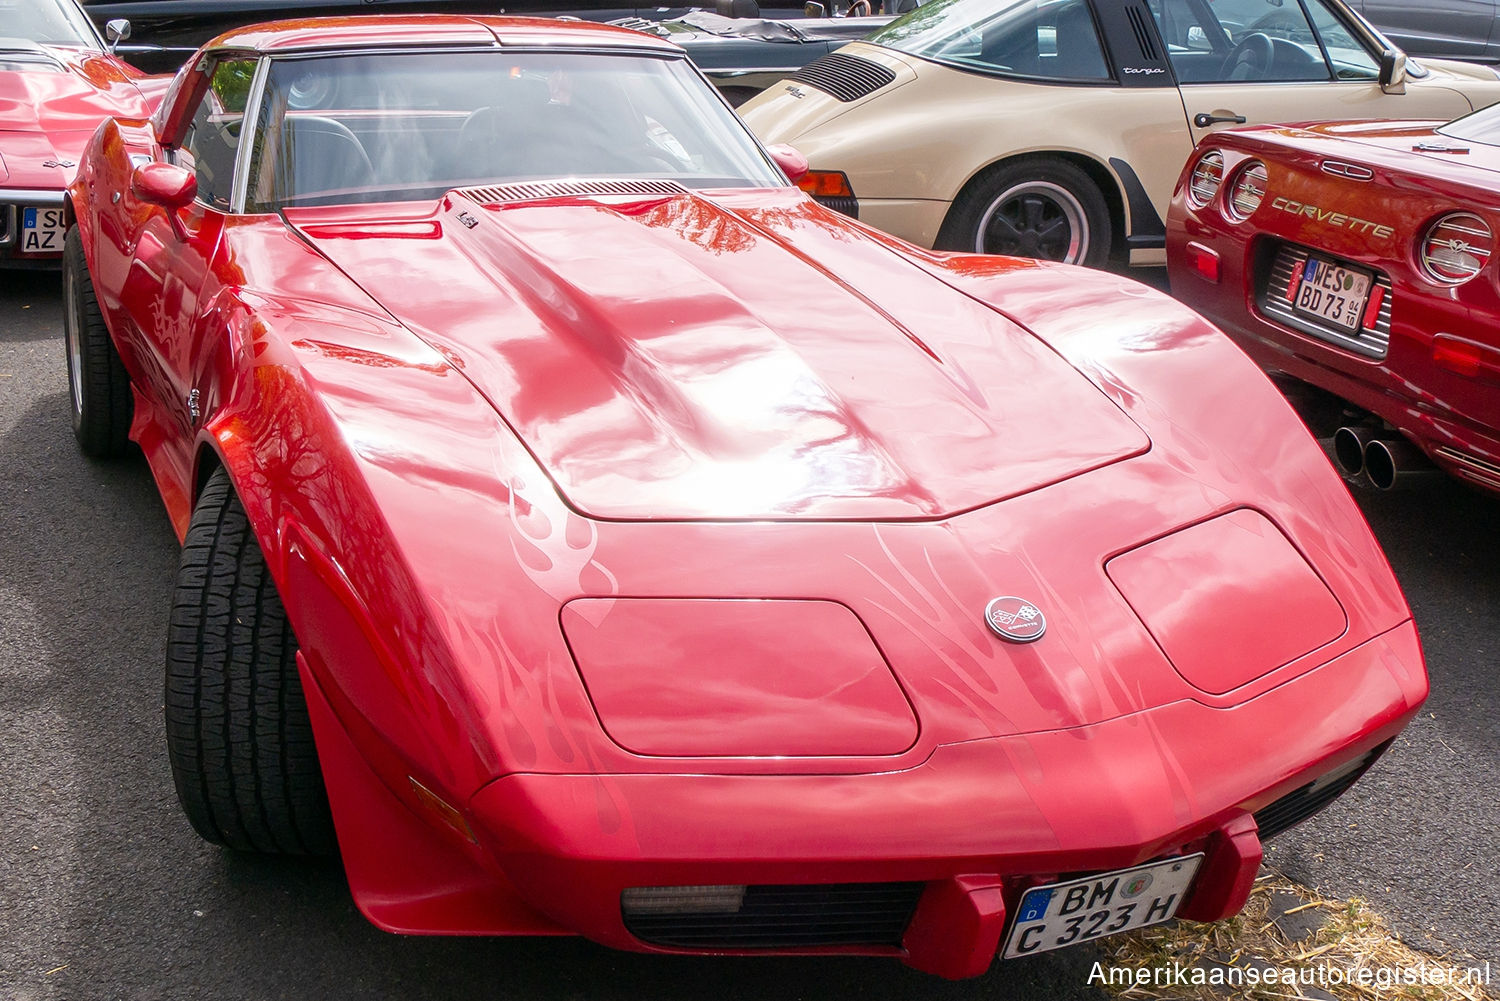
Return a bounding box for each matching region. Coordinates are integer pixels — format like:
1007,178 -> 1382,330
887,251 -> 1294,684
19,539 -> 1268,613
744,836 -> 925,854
63,226 -> 132,457
165,467 -> 337,855
937,157 -> 1113,268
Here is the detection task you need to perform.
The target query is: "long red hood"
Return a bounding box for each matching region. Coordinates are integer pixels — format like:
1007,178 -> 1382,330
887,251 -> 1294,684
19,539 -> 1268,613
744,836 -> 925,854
287,187 -> 1149,521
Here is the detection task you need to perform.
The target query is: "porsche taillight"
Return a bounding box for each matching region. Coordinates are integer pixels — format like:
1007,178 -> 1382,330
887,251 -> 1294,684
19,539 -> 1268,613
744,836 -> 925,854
1226,161 -> 1267,220
1187,151 -> 1224,208
1420,212 -> 1492,285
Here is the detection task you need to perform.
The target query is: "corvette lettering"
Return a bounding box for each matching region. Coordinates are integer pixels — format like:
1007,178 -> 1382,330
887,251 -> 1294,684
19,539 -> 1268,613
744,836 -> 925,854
1271,197 -> 1395,240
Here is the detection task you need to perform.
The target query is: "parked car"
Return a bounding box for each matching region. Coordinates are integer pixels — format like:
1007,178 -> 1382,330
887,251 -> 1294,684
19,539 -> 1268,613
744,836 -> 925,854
0,0 -> 168,267
1355,0 -> 1500,65
77,0 -> 814,71
613,10 -> 893,105
740,0 -> 1500,269
65,13 -> 1426,977
1167,106 -> 1500,496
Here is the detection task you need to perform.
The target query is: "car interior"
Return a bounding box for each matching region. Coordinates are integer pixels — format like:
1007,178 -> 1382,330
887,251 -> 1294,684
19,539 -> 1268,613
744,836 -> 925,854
231,52 -> 776,210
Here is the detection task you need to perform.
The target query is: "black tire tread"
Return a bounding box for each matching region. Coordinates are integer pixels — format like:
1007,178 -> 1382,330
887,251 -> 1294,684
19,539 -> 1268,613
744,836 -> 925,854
64,226 -> 132,457
164,468 -> 336,855
936,156 -> 1113,269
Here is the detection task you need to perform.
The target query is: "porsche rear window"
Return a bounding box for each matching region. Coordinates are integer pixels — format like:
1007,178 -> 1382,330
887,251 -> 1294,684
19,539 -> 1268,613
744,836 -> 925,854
1439,101 -> 1500,147
868,0 -> 1111,82
243,49 -> 785,211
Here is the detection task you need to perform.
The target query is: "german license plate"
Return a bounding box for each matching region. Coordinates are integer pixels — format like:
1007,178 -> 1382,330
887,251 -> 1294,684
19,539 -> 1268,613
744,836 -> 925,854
1292,255 -> 1372,334
21,206 -> 66,254
1001,854 -> 1203,958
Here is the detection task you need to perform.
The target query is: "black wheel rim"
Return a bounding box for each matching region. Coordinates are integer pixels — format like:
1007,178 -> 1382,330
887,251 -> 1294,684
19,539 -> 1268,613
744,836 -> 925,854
975,181 -> 1088,263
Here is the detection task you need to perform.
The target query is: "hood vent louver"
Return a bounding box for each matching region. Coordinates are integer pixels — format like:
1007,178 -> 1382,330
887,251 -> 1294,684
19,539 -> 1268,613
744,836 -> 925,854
457,178 -> 687,205
789,52 -> 895,103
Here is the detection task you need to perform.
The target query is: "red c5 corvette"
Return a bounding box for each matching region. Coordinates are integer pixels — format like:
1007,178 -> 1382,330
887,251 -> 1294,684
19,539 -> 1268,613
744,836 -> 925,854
1,0 -> 167,266
65,15 -> 1425,978
1168,109 -> 1500,496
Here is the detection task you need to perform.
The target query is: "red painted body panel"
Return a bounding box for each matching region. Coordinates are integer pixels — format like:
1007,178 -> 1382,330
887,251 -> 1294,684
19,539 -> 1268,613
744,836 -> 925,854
68,17 -> 1428,977
560,598 -> 918,757
1106,509 -> 1347,696
1166,120 -> 1500,493
1,43 -> 164,264
287,190 -> 1149,521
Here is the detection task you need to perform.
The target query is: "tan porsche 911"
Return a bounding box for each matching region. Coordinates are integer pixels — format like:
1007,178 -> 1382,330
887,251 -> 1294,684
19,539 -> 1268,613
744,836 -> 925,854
739,0 -> 1500,268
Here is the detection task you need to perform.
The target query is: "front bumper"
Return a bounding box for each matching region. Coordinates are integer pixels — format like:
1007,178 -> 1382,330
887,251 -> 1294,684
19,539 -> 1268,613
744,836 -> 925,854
449,621 -> 1423,977
1,190 -> 67,268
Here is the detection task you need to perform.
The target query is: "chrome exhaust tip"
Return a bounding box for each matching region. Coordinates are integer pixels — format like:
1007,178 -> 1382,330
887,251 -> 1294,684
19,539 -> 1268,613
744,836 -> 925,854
1332,426 -> 1376,477
1364,437 -> 1443,491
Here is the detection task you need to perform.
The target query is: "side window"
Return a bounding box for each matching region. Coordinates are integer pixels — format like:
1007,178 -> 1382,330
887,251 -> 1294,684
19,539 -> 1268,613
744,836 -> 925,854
1302,0 -> 1380,79
1146,0 -> 1330,82
175,58 -> 257,211
905,0 -> 1112,81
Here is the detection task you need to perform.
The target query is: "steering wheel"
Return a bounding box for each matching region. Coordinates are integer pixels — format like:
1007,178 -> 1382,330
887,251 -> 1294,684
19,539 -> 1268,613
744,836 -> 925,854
1221,32 -> 1275,81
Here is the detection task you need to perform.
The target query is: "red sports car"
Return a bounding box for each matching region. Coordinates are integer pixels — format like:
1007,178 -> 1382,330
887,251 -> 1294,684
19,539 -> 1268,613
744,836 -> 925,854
1167,110 -> 1500,496
1,0 -> 167,266
65,15 -> 1425,978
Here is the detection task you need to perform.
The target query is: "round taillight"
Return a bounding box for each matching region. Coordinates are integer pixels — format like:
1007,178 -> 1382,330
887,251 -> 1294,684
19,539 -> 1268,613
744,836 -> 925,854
1188,151 -> 1224,208
1227,161 -> 1267,221
1421,212 -> 1492,284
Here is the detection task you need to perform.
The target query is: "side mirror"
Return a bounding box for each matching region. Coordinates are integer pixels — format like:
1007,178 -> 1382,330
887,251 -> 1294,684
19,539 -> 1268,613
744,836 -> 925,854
767,143 -> 809,184
1379,48 -> 1407,92
105,19 -> 131,52
804,1 -> 827,16
132,162 -> 197,239
133,162 -> 196,210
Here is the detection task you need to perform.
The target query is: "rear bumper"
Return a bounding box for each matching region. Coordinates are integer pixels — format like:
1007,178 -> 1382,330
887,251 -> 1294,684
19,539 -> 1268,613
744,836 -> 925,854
1169,230 -> 1500,493
837,196 -> 950,249
452,622 -> 1423,976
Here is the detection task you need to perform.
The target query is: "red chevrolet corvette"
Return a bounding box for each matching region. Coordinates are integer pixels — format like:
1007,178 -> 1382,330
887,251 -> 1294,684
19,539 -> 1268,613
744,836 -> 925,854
65,15 -> 1425,978
1167,109 -> 1500,496
1,0 -> 167,266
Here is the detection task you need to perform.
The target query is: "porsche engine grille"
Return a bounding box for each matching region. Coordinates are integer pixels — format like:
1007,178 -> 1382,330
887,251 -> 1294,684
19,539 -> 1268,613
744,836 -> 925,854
1253,743 -> 1388,841
622,882 -> 924,949
790,52 -> 896,103
1256,242 -> 1392,360
457,178 -> 687,205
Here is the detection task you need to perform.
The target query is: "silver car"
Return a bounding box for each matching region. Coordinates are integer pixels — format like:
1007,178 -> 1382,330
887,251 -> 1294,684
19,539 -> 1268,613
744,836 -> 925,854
1356,0 -> 1500,63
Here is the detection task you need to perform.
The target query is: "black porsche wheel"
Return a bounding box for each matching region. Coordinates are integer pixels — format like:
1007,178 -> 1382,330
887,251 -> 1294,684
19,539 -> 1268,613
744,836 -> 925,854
63,226 -> 132,457
165,467 -> 337,856
938,158 -> 1112,268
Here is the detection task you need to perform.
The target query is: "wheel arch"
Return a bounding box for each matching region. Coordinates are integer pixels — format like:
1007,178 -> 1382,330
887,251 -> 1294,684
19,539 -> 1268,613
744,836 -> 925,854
943,150 -> 1129,261
192,437 -> 226,510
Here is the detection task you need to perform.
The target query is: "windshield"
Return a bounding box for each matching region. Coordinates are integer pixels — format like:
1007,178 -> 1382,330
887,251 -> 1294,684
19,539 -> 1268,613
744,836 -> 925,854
245,49 -> 784,211
0,0 -> 100,49
867,0 -> 1111,81
1439,102 -> 1500,147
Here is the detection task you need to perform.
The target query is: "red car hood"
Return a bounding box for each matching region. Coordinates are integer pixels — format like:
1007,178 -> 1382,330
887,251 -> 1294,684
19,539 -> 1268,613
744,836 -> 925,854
1,45 -> 155,189
288,187 -> 1149,521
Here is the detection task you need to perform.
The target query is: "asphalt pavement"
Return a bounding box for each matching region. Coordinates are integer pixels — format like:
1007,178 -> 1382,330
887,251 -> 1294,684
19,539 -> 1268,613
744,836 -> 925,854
1,268 -> 1495,1000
